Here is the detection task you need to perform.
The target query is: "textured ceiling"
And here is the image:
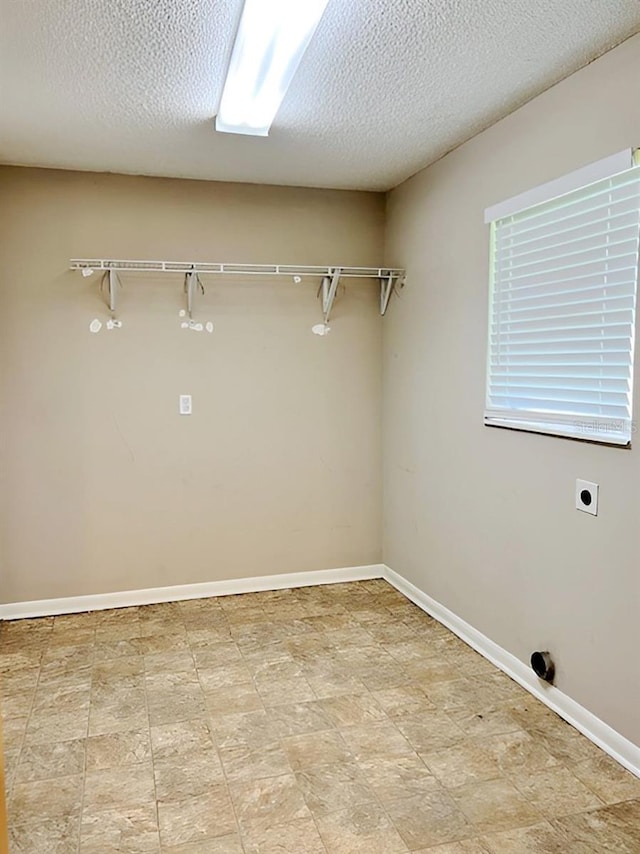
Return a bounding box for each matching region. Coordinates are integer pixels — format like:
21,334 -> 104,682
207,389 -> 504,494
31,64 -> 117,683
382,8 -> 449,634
1,0 -> 639,191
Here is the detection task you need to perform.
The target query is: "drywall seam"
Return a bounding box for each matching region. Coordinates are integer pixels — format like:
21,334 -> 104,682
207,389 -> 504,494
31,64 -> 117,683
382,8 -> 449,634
383,565 -> 640,779
0,564 -> 385,620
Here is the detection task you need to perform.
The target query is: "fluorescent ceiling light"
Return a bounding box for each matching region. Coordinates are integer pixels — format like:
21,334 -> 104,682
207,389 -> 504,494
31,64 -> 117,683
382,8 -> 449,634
216,0 -> 330,137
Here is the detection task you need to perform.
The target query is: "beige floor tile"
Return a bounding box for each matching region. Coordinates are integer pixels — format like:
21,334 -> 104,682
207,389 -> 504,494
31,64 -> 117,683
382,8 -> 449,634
94,639 -> 141,660
447,705 -> 524,738
413,841 -> 489,854
86,729 -> 151,770
551,799 -> 640,852
150,719 -> 215,759
315,802 -> 408,853
49,627 -> 96,647
185,621 -> 233,641
296,761 -> 375,815
25,708 -> 89,744
0,665 -> 40,696
10,774 -> 84,822
88,691 -> 148,736
527,722 -> 606,766
0,649 -> 44,673
304,670 -> 367,699
365,622 -> 422,646
9,816 -> 80,854
248,657 -> 304,682
205,682 -> 263,715
336,646 -> 392,669
482,730 -> 560,777
95,623 -> 142,644
1,715 -> 28,751
571,753 -> 640,804
358,754 -> 436,805
83,763 -> 155,810
143,649 -> 196,674
230,773 -> 310,829
285,635 -> 336,661
91,673 -> 145,703
340,721 -> 414,761
481,821 -> 572,853
301,613 -> 358,631
191,642 -> 243,669
386,789 -> 474,849
506,698 -> 564,732
319,693 -> 387,727
53,612 -> 97,629
198,662 -> 254,692
15,738 -> 86,783
405,659 -> 462,684
329,627 -> 380,649
39,654 -> 93,683
147,676 -> 207,725
256,675 -> 317,706
97,606 -> 141,624
382,639 -> 439,665
281,729 -> 353,770
241,817 -> 326,853
208,710 -> 279,749
154,752 -> 225,799
161,836 -> 244,854
133,633 -> 189,655
1,689 -> 35,720
421,739 -> 502,788
354,660 -> 413,692
79,803 -> 160,853
3,748 -> 19,791
351,607 -> 395,626
92,655 -> 145,681
267,700 -> 333,738
239,641 -> 293,670
424,678 -> 490,711
511,765 -> 603,818
158,788 -> 237,847
395,711 -> 466,753
220,741 -> 292,781
451,778 -> 542,834
371,684 -> 436,719
233,620 -> 284,641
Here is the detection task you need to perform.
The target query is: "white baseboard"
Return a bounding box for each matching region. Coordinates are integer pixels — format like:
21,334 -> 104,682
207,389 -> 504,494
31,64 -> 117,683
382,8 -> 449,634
0,564 -> 384,621
383,565 -> 640,780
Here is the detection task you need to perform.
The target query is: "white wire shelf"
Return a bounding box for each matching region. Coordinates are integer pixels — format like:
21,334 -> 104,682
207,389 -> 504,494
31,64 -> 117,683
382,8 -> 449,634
70,258 -> 405,279
70,258 -> 406,321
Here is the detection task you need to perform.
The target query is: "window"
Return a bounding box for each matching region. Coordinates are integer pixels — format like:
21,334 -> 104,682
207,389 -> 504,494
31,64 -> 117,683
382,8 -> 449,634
484,149 -> 640,445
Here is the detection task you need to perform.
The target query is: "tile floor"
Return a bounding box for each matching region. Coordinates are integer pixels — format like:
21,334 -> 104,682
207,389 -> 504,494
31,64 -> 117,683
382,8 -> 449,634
1,579 -> 640,853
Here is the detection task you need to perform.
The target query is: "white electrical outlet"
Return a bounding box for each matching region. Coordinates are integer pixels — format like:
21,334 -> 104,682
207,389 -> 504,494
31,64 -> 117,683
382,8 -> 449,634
179,395 -> 192,416
576,479 -> 598,516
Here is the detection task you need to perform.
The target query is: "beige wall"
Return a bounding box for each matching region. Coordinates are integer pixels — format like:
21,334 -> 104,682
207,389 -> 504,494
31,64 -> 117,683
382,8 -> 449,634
0,168 -> 385,603
384,34 -> 640,744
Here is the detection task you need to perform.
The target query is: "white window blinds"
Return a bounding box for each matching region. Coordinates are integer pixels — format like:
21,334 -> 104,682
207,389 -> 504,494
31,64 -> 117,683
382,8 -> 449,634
485,154 -> 640,445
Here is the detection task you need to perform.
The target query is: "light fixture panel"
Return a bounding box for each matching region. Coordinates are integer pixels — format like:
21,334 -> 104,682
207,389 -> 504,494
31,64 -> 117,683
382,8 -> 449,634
216,0 -> 330,137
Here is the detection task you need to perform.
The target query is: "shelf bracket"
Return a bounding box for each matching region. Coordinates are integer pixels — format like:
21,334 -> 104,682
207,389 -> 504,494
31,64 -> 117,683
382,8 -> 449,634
185,270 -> 205,319
320,267 -> 342,323
101,269 -> 121,316
380,271 -> 399,316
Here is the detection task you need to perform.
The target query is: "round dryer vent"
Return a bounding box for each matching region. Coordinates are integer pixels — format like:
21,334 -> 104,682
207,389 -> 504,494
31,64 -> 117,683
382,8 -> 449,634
531,651 -> 555,683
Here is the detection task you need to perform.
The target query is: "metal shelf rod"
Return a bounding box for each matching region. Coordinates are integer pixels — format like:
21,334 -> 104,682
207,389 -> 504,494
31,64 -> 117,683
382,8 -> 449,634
70,258 -> 405,280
